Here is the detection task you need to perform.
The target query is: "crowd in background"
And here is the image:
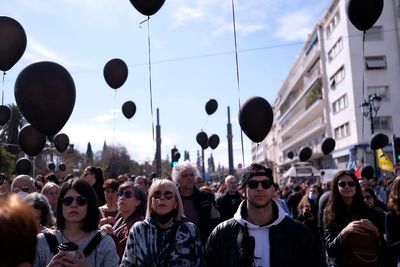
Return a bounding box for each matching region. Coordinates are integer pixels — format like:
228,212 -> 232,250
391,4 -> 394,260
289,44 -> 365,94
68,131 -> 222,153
1,162 -> 400,266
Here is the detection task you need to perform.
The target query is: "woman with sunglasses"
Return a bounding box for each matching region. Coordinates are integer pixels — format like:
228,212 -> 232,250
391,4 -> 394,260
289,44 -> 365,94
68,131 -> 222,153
120,179 -> 205,267
323,170 -> 384,267
100,181 -> 146,260
34,178 -> 119,267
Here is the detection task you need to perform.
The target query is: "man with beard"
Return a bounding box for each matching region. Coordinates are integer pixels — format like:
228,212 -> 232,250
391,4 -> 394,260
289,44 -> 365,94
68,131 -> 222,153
205,163 -> 326,267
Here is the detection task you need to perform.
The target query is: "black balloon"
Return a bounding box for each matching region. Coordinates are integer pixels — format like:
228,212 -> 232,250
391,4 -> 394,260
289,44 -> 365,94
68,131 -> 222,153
129,0 -> 166,16
14,61 -> 76,136
205,99 -> 218,115
18,124 -> 46,157
48,162 -> 55,171
370,132 -> 388,150
196,131 -> 209,150
0,16 -> 27,71
59,163 -> 66,171
346,0 -> 384,31
239,96 -> 273,143
15,157 -> 31,175
361,165 -> 374,179
0,105 -> 11,126
299,146 -> 312,162
54,133 -> 70,153
321,137 -> 336,155
122,101 -> 136,119
103,58 -> 128,89
287,151 -> 294,159
209,134 -> 220,149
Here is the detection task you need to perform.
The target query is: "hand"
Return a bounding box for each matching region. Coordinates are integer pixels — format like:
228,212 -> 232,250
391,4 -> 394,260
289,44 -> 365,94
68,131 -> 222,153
340,220 -> 367,239
59,251 -> 89,267
359,218 -> 380,237
100,224 -> 114,235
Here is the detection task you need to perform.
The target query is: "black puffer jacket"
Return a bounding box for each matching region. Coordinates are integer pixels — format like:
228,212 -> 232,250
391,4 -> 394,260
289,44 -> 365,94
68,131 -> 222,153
205,201 -> 327,267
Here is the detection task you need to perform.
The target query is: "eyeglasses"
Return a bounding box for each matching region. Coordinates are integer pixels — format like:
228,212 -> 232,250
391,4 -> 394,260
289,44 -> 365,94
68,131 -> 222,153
152,190 -> 174,200
118,190 -> 134,199
247,179 -> 273,190
62,196 -> 88,206
338,181 -> 356,188
12,185 -> 30,193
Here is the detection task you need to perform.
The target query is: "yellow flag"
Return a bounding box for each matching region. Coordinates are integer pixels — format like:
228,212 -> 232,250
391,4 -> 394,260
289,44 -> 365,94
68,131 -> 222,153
377,149 -> 394,172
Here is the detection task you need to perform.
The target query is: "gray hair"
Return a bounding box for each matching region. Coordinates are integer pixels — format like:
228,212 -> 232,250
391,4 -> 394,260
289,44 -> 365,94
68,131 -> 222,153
171,161 -> 199,184
24,192 -> 56,228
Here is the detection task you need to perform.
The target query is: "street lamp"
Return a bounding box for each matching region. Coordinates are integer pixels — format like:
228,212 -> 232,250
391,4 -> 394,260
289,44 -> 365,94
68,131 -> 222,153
360,93 -> 382,178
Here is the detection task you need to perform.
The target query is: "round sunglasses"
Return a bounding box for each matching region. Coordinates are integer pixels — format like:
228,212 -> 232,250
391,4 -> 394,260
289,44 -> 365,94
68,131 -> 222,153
62,196 -> 88,206
152,190 -> 174,200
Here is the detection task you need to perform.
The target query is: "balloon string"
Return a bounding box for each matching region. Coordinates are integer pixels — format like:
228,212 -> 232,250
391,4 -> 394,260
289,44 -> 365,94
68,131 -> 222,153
230,0 -> 245,167
2,71 -> 5,105
112,90 -> 116,155
361,31 -> 366,140
147,17 -> 155,149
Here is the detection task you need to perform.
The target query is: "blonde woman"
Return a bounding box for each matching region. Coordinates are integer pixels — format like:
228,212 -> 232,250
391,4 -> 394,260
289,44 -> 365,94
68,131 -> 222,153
120,179 -> 205,267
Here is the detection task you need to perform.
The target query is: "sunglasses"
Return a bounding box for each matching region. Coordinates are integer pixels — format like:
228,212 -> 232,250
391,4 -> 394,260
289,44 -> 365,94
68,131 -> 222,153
338,181 -> 356,188
153,190 -> 174,200
118,190 -> 134,199
62,196 -> 88,206
247,179 -> 273,190
12,185 -> 30,193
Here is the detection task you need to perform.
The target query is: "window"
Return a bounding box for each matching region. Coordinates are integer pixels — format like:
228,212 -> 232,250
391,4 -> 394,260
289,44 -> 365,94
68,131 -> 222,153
365,26 -> 383,41
326,12 -> 341,37
367,86 -> 389,101
330,66 -> 345,89
328,38 -> 343,61
334,122 -> 350,139
365,56 -> 387,70
332,94 -> 348,113
373,116 -> 392,130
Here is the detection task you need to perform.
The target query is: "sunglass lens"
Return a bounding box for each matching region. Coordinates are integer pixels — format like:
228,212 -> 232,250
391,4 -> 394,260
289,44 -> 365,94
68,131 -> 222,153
62,197 -> 74,206
76,197 -> 88,206
164,191 -> 174,200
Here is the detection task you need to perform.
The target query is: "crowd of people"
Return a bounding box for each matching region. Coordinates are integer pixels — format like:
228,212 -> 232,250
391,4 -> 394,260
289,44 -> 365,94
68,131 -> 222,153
1,162 -> 400,267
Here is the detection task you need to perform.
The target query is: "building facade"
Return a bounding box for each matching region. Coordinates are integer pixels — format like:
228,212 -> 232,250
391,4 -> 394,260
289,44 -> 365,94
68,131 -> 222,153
256,0 -> 400,182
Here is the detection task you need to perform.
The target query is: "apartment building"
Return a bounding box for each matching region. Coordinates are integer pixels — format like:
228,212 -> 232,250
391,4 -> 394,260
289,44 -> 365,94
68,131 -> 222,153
254,0 -> 400,182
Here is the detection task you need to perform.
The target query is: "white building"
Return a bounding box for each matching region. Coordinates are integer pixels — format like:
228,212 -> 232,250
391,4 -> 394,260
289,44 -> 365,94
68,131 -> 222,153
257,0 -> 400,182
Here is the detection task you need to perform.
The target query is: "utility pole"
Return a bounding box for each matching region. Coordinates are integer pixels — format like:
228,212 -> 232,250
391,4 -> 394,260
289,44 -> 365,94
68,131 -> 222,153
227,106 -> 234,175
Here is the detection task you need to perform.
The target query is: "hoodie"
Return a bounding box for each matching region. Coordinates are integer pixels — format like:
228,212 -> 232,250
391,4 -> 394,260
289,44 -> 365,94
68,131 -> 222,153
233,200 -> 287,267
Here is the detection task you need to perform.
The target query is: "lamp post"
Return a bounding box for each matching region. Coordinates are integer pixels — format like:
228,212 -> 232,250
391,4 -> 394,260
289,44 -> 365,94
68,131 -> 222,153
360,93 -> 382,178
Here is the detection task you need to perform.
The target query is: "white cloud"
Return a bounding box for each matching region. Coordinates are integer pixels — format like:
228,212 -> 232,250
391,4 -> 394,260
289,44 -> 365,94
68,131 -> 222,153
24,37 -> 72,66
274,10 -> 314,41
171,7 -> 204,27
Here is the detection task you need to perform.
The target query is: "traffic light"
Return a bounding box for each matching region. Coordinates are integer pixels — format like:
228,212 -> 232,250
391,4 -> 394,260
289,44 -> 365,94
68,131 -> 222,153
393,137 -> 400,164
171,147 -> 180,167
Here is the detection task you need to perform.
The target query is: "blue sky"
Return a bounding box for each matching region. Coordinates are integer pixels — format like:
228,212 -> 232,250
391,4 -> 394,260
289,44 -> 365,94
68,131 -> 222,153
2,0 -> 331,169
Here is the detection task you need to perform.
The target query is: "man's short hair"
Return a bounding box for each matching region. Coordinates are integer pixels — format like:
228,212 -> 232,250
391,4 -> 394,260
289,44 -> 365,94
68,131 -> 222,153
241,163 -> 273,186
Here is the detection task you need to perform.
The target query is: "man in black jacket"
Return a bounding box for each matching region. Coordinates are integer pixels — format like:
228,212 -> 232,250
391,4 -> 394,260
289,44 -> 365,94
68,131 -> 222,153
216,175 -> 242,221
205,163 -> 326,267
172,161 -> 220,245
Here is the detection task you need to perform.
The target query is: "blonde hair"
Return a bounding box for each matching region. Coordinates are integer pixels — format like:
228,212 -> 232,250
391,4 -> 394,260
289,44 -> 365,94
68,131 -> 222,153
146,179 -> 184,220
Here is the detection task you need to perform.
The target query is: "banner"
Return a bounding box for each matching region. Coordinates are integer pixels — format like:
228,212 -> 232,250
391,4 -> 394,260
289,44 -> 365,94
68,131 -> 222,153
377,149 -> 394,172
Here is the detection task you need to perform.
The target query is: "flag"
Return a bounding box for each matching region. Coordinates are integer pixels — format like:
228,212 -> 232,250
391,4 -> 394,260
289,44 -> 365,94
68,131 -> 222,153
376,149 -> 394,172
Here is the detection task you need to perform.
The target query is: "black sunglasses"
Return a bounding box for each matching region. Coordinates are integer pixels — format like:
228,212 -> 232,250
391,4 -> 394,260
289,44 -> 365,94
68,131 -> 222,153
153,190 -> 174,200
338,181 -> 356,188
118,190 -> 134,199
62,196 -> 88,206
247,179 -> 273,190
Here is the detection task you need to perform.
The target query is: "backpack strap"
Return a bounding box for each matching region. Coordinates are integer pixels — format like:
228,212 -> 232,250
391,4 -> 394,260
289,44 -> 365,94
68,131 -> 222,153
83,231 -> 106,256
44,232 -> 59,255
